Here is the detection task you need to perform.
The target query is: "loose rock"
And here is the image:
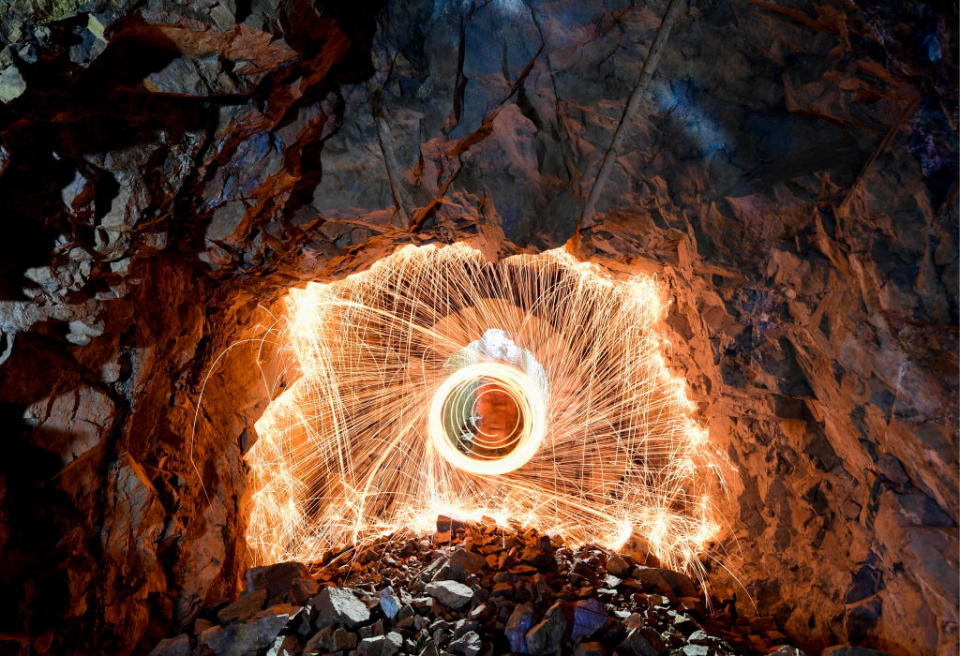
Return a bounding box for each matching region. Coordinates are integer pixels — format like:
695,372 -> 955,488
424,580 -> 475,610
311,586 -> 371,628
358,631 -> 403,656
526,602 -> 567,655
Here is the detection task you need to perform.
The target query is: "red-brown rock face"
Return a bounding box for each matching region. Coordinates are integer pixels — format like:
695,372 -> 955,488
0,1 -> 955,655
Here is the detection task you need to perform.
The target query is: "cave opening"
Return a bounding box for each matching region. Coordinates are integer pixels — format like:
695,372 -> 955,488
242,243 -> 720,571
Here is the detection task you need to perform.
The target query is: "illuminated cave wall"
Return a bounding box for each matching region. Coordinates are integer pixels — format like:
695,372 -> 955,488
0,1 -> 956,656
245,245 -> 721,570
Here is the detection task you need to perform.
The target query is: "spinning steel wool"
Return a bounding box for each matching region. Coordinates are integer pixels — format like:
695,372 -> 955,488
246,243 -> 719,571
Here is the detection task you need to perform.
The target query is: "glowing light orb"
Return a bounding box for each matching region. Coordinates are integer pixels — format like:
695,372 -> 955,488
245,243 -> 719,571
428,361 -> 547,475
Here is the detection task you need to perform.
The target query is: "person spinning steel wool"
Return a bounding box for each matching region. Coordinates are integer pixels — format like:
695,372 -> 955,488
462,379 -> 522,458
442,329 -> 548,462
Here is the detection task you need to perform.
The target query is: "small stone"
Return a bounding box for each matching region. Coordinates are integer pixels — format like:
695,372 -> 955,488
265,635 -> 300,656
679,646 -> 709,656
358,631 -> 403,656
245,562 -> 309,602
218,589 -> 268,624
453,619 -> 481,638
526,602 -> 567,656
520,544 -> 556,569
658,570 -> 699,598
661,626 -> 685,648
447,548 -> 485,580
311,587 -> 371,628
330,627 -> 359,650
198,605 -> 299,656
306,625 -> 359,652
380,586 -> 402,619
468,603 -> 490,620
670,611 -> 699,636
67,319 -> 104,345
618,627 -> 663,656
606,554 -> 631,578
622,613 -> 644,631
432,628 -> 452,645
419,641 -> 440,656
749,634 -> 771,652
421,555 -> 450,582
291,578 -> 320,604
148,634 -> 190,656
411,596 -> 435,612
430,618 -> 451,631
766,647 -> 809,656
302,629 -> 325,654
0,47 -> 26,103
424,580 -> 474,610
631,568 -> 676,597
448,630 -> 482,656
437,515 -> 466,533
676,597 -> 704,614
359,619 -> 384,638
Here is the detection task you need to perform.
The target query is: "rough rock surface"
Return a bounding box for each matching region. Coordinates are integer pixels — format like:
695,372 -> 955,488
0,1 -> 955,656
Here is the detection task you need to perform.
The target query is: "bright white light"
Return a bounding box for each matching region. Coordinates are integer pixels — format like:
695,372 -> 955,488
428,361 -> 547,475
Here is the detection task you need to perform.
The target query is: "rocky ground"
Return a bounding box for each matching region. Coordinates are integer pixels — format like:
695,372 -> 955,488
148,518 -> 888,656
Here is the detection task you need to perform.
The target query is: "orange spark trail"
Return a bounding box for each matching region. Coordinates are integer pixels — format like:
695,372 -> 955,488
246,243 -> 719,572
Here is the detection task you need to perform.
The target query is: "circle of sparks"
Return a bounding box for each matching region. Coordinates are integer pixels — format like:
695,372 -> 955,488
246,243 -> 719,570
429,362 -> 547,475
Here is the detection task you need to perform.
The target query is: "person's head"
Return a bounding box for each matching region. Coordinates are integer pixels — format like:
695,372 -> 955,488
474,381 -> 520,447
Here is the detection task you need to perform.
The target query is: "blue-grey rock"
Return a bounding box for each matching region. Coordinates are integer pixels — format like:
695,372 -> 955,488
526,602 -> 567,656
198,605 -> 300,656
449,630 -> 482,656
379,585 -> 402,619
571,598 -> 607,640
424,579 -> 474,610
505,603 -> 534,654
358,631 -> 402,656
311,586 -> 371,628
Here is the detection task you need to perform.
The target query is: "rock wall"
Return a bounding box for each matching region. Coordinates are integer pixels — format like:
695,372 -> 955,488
0,1 -> 955,655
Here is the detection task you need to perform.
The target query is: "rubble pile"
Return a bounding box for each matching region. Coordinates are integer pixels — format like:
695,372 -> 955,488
149,517 -> 825,656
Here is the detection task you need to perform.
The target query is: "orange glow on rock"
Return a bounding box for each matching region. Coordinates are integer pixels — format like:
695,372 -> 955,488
246,243 -> 720,572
